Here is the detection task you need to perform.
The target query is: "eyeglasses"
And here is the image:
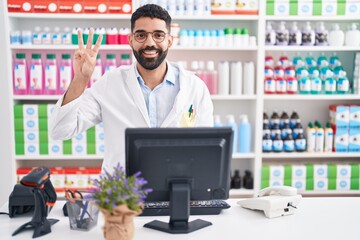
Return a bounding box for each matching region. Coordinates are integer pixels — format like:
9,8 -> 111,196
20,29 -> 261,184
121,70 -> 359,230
132,31 -> 168,43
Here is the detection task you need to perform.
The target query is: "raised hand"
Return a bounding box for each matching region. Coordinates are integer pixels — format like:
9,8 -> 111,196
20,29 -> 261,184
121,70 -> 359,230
73,28 -> 102,84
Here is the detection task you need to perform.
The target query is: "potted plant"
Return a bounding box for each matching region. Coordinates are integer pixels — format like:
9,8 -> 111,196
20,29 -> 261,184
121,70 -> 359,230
88,163 -> 152,240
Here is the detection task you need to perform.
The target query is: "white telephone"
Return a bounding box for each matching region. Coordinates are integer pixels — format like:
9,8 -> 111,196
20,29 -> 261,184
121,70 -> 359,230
237,186 -> 302,218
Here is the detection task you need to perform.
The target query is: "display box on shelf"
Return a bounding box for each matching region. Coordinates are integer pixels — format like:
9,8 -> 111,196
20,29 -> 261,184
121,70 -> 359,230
48,141 -> 63,155
83,0 -> 107,13
7,0 -> 32,12
58,0 -> 83,13
107,0 -> 132,14
50,167 -> 65,192
349,105 -> 360,130
329,104 -> 349,131
291,179 -> 306,191
292,165 -> 307,179
313,164 -> 328,179
16,167 -> 33,183
349,129 -> 360,152
333,128 -> 349,152
235,0 -> 259,15
211,0 -> 236,14
64,167 -> 88,191
32,0 -> 58,13
314,178 -> 329,190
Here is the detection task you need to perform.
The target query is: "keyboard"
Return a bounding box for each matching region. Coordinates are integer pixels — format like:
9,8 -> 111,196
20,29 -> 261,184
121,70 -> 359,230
140,200 -> 231,216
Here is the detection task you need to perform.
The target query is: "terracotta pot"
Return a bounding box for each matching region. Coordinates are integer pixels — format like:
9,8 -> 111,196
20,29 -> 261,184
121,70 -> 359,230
100,205 -> 142,240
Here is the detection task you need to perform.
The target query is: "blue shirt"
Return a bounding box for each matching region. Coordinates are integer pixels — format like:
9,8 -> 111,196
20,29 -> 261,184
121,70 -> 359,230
135,63 -> 180,127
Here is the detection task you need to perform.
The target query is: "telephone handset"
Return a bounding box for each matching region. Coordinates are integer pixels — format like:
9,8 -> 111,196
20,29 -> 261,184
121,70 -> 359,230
238,186 -> 302,218
258,186 -> 297,197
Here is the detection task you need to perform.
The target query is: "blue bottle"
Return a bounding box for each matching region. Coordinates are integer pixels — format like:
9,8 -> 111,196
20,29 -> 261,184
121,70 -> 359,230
238,115 -> 251,153
214,115 -> 222,127
226,115 -> 238,154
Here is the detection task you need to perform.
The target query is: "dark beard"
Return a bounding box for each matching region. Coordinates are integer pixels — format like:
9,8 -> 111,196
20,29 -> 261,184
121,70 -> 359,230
133,46 -> 168,70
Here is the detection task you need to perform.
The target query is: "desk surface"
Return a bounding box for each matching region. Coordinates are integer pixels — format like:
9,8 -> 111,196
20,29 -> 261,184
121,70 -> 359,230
1,197 -> 359,240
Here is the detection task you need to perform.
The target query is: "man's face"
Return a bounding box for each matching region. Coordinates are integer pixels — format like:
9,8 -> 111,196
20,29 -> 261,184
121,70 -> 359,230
129,17 -> 173,70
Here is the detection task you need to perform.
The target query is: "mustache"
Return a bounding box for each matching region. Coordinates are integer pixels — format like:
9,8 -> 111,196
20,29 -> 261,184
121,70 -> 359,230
139,46 -> 161,54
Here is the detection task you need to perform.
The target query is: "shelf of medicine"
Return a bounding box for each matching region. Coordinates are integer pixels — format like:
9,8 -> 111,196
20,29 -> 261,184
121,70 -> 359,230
263,95 -> 360,101
10,44 -> 131,50
299,190 -> 360,196
265,46 -> 360,52
15,155 -> 104,160
7,13 -> 259,21
10,45 -> 258,51
232,153 -> 256,159
266,46 -> 360,52
265,15 -> 360,21
262,152 -> 360,159
211,95 -> 257,100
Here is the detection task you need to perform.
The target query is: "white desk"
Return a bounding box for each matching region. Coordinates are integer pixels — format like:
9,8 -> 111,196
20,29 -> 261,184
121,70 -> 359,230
1,198 -> 359,240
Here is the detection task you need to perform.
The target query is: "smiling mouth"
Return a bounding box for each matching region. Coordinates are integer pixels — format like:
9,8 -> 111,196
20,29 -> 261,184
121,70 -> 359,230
142,50 -> 159,57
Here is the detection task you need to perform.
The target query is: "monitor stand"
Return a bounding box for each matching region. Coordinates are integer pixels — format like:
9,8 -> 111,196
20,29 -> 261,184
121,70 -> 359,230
144,181 -> 212,234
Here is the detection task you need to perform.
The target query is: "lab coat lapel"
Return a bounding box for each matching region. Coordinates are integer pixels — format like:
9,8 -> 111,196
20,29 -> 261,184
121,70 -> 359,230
125,65 -> 151,127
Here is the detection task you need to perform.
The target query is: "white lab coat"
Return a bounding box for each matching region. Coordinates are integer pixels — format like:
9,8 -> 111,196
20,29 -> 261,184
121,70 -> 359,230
49,61 -> 214,171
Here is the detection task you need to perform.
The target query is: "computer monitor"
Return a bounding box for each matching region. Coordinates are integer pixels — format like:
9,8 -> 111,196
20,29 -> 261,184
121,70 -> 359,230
125,127 -> 233,234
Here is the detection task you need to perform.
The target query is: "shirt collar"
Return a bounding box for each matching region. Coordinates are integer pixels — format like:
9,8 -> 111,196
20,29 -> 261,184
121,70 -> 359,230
135,61 -> 176,86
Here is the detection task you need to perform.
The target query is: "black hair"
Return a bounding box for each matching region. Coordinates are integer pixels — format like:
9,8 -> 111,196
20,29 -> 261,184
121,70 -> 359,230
131,4 -> 172,32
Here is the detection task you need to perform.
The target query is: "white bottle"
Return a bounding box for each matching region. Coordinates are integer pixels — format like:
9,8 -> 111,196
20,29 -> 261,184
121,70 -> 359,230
218,61 -> 230,95
32,26 -> 42,45
306,122 -> 316,152
265,21 -> 276,45
213,115 -> 222,127
328,23 -> 344,46
315,123 -> 324,152
324,123 -> 334,152
62,27 -> 72,45
52,27 -> 62,45
226,114 -> 238,154
289,22 -> 302,46
243,61 -> 255,95
345,23 -> 360,47
230,61 -> 242,95
302,22 -> 315,46
42,27 -> 52,45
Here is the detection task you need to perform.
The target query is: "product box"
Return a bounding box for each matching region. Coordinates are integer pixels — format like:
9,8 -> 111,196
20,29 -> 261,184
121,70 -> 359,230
269,165 -> 284,179
48,141 -> 63,155
108,0 -> 132,14
321,0 -> 338,16
269,178 -> 284,187
333,128 -> 349,152
23,104 -> 38,119
336,178 -> 350,190
292,165 -> 307,179
87,167 -> 101,189
349,105 -> 360,130
64,167 -> 88,191
24,130 -> 39,143
292,179 -> 306,191
72,142 -> 87,155
349,129 -> 360,152
24,142 -> 39,155
314,178 -> 328,191
7,0 -> 32,12
329,104 -> 349,131
235,0 -> 259,15
211,0 -> 236,14
298,1 -> 313,16
314,164 -> 328,179
32,0 -> 58,13
50,167 -> 65,192
96,142 -> 105,154
83,0 -> 107,13
346,1 -> 360,16
350,178 -> 360,190
58,0 -> 84,13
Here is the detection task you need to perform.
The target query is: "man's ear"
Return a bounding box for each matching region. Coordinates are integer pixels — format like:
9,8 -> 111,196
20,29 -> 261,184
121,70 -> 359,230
168,35 -> 173,48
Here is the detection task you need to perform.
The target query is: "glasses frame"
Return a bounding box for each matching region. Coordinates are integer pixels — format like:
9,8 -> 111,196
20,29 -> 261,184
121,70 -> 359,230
132,31 -> 169,43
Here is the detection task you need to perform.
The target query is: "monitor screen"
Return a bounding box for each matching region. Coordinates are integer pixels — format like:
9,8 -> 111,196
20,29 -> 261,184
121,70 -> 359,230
125,127 -> 233,234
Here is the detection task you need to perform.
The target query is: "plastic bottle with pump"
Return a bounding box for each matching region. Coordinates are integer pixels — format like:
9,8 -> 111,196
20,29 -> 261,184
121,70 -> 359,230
13,53 -> 28,95
324,71 -> 336,95
337,71 -> 350,94
345,23 -> 360,47
238,115 -> 251,153
230,61 -> 242,95
298,72 -> 311,94
328,23 -> 344,46
302,22 -> 315,46
276,21 -> 289,46
104,54 -> 117,74
44,54 -> 57,95
324,122 -> 334,152
306,122 -> 316,152
213,115 -> 222,127
29,53 -> 43,95
226,115 -> 238,154
310,70 -> 322,94
289,22 -> 302,46
206,61 -> 219,95
58,54 -> 72,94
315,122 -> 324,152
315,22 -> 328,46
265,21 -> 276,45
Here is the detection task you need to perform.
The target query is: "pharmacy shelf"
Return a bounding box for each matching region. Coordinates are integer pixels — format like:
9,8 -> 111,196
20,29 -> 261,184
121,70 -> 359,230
8,13 -> 132,19
13,95 -> 61,101
172,46 -> 258,51
15,155 -> 104,160
300,190 -> 360,196
232,153 -> 256,159
173,15 -> 259,21
263,94 -> 360,100
265,46 -> 360,52
10,44 -> 131,50
265,15 -> 360,21
262,152 -> 360,159
211,95 -> 257,100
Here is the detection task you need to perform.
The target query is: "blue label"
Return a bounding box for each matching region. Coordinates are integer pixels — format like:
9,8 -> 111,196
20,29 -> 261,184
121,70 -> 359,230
295,181 -> 303,189
28,145 -> 36,153
317,168 -> 325,176
301,5 -> 309,13
27,133 -> 35,141
326,5 -> 333,13
317,181 -> 325,188
349,5 -> 357,12
26,108 -> 35,115
340,180 -> 347,188
52,145 -> 60,153
340,168 -> 348,176
278,5 -> 285,13
99,133 -> 105,140
295,169 -> 303,177
75,145 -> 84,153
27,120 -> 35,128
75,134 -> 83,141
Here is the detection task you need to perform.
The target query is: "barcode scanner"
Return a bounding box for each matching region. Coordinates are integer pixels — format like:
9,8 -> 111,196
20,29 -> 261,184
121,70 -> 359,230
12,167 -> 59,238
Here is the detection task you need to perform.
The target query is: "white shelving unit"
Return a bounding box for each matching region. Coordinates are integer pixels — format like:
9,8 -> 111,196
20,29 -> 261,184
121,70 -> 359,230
1,1 -> 360,205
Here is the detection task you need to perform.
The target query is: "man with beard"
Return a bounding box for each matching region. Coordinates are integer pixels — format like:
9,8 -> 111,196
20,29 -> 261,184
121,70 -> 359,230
49,4 -> 214,171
